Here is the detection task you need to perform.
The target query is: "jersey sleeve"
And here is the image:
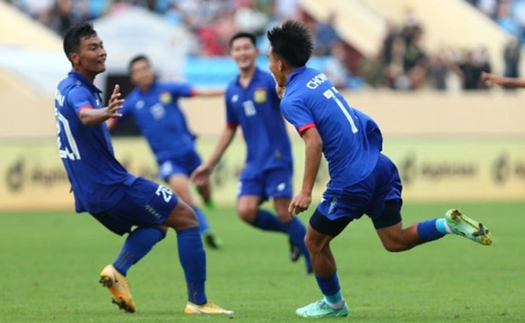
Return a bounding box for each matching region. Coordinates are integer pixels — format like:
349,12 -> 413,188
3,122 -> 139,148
224,91 -> 238,127
67,86 -> 94,118
280,97 -> 316,134
166,82 -> 193,98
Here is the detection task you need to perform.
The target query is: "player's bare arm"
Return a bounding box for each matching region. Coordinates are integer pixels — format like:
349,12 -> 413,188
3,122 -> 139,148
192,89 -> 225,97
481,71 -> 525,88
79,84 -> 124,126
191,125 -> 237,186
289,127 -> 322,216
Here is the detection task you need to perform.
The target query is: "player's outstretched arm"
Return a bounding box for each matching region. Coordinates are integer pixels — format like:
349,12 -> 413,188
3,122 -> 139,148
191,125 -> 237,186
192,89 -> 225,97
79,85 -> 123,126
481,71 -> 525,88
288,127 -> 322,216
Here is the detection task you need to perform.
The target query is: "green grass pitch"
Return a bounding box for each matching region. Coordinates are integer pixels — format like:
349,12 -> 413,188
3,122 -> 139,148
0,201 -> 524,323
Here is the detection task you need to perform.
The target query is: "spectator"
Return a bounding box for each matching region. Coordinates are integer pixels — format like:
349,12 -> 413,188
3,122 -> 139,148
313,13 -> 340,56
496,1 -> 522,39
477,0 -> 498,19
503,36 -> 521,85
322,40 -> 352,89
274,0 -> 302,21
402,25 -> 427,89
427,54 -> 449,91
452,48 -> 492,90
51,0 -> 77,35
234,0 -> 269,35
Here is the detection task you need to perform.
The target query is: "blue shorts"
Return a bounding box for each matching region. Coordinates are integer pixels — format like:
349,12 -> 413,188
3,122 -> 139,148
237,167 -> 293,201
312,154 -> 402,234
90,177 -> 179,235
159,150 -> 202,181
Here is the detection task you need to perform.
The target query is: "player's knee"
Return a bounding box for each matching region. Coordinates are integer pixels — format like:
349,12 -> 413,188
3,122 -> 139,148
304,232 -> 324,254
383,242 -> 404,252
273,204 -> 290,222
163,202 -> 199,231
237,205 -> 257,223
381,238 -> 409,252
275,209 -> 290,222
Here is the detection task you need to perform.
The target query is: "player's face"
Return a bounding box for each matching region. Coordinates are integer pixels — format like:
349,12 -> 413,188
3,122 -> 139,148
73,35 -> 106,76
268,47 -> 286,87
230,37 -> 257,71
130,59 -> 155,88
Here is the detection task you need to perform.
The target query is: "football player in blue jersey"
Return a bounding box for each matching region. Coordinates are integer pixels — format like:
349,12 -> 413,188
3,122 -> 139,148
191,32 -> 312,273
55,22 -> 232,315
110,54 -> 223,249
267,21 -> 493,318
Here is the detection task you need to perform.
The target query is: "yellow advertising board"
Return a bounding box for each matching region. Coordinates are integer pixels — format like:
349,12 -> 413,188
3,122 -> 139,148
0,137 -> 524,211
382,138 -> 525,201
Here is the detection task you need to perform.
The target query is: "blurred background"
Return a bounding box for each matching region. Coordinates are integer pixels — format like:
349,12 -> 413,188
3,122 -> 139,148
0,0 -> 524,210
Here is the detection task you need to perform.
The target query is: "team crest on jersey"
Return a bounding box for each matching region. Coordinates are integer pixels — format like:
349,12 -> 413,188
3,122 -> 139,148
254,88 -> 267,103
160,92 -> 172,104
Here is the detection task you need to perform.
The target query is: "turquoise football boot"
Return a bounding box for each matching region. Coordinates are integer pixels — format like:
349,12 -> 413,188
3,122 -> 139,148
296,300 -> 349,318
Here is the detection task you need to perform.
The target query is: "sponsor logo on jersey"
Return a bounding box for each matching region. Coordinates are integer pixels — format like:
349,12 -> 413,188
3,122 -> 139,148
254,88 -> 267,103
160,92 -> 172,104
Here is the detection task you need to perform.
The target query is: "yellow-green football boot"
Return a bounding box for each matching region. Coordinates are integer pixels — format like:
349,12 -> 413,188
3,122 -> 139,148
445,209 -> 492,246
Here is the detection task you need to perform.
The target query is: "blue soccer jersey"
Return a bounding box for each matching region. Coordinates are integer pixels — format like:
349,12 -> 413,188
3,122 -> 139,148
55,71 -> 137,213
280,67 -> 383,189
225,68 -> 293,173
120,81 -> 196,162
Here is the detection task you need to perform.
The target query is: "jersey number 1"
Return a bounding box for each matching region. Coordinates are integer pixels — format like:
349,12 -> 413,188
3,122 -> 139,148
323,87 -> 358,134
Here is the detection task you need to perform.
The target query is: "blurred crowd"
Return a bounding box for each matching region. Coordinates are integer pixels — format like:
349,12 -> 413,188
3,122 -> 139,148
6,0 -> 315,55
3,0 -> 523,91
467,0 -> 525,42
4,0 -> 356,87
360,9 -> 497,91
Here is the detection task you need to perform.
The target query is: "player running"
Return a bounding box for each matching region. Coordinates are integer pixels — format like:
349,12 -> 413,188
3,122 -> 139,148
267,20 -> 492,318
192,32 -> 312,273
110,55 -> 223,249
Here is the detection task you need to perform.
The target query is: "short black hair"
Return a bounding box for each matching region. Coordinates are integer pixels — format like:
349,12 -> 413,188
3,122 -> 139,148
128,55 -> 150,74
63,22 -> 97,61
229,32 -> 257,48
267,20 -> 313,67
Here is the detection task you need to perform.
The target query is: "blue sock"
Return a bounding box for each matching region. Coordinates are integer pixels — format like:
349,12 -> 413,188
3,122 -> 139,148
177,227 -> 207,305
250,209 -> 286,232
315,273 -> 341,299
113,227 -> 166,276
417,219 -> 446,242
283,217 -> 312,269
193,206 -> 210,234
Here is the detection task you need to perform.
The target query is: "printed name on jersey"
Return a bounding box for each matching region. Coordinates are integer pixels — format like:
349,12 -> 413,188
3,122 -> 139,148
306,73 -> 328,89
160,92 -> 172,104
254,88 -> 267,103
55,90 -> 65,106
